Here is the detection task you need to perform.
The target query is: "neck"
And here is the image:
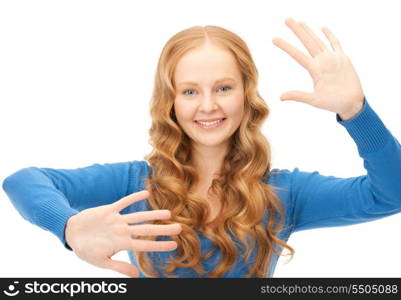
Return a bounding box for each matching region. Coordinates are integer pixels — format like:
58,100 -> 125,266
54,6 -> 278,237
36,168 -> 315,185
191,141 -> 229,180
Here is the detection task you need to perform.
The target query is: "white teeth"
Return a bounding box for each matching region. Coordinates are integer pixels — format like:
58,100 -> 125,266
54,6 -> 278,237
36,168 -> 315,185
196,119 -> 224,126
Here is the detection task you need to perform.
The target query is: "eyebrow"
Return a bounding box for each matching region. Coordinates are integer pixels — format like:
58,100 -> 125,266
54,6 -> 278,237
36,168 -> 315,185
176,77 -> 236,87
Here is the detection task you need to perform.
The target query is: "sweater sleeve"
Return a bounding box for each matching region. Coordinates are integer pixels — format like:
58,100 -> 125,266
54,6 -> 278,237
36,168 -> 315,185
1,160 -> 147,250
289,97 -> 401,233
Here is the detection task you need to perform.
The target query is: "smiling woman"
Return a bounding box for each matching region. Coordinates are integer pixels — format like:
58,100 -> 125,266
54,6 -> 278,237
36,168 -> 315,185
2,18 -> 401,279
138,24 -> 294,277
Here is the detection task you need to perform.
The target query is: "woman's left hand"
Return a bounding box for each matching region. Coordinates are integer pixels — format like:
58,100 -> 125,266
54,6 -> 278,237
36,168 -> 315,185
272,18 -> 365,121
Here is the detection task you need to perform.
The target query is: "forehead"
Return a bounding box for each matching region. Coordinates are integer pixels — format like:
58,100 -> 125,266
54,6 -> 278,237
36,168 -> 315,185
174,44 -> 241,85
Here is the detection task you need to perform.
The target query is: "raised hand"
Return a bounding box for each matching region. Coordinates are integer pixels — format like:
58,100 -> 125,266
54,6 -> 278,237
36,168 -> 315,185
272,18 -> 365,121
65,190 -> 182,277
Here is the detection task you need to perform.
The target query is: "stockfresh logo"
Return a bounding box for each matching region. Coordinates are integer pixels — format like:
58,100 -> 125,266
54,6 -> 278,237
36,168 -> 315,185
2,280 -> 127,297
3,281 -> 20,297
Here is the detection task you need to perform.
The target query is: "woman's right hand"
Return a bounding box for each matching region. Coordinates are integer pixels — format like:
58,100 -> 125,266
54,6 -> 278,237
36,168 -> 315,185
65,190 -> 181,278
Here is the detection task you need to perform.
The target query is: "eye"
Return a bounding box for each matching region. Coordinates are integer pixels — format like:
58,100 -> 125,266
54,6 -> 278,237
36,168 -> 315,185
183,89 -> 196,96
218,86 -> 232,92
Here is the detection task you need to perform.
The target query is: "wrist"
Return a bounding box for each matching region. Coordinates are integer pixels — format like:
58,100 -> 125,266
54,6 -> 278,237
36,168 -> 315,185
65,214 -> 78,250
338,97 -> 364,121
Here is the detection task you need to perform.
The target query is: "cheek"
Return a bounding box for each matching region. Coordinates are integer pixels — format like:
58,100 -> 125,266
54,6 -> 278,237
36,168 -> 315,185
227,97 -> 245,121
174,100 -> 194,122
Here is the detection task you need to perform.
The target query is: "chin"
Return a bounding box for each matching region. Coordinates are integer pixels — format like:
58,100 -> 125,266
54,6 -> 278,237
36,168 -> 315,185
194,136 -> 231,147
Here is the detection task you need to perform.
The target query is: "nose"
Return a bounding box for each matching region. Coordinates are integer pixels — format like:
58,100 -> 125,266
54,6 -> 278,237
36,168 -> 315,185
198,92 -> 218,113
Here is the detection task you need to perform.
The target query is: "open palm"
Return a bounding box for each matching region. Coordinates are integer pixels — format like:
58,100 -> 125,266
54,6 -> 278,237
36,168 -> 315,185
272,18 -> 364,120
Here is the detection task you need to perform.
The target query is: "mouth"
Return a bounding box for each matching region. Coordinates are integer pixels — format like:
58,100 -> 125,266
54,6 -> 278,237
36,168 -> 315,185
193,118 -> 227,129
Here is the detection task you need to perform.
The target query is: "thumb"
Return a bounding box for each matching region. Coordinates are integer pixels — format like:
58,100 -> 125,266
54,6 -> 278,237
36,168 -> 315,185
280,90 -> 314,103
105,259 -> 140,278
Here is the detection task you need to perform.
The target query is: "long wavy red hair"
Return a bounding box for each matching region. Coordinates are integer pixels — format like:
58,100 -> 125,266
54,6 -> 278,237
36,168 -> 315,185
135,25 -> 295,277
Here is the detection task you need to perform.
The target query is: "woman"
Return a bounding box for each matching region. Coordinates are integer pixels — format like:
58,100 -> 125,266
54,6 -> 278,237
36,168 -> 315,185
3,18 -> 401,278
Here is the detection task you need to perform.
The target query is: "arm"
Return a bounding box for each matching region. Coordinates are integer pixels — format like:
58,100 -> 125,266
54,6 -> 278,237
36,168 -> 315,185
290,97 -> 401,232
271,19 -> 401,232
2,160 -> 148,250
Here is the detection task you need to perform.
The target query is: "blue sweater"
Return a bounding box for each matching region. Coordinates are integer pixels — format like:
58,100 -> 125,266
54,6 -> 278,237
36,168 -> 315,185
3,97 -> 401,277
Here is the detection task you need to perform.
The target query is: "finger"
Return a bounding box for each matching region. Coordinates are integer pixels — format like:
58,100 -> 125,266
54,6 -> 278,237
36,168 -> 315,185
104,259 -> 140,278
298,22 -> 327,52
321,26 -> 343,52
272,37 -> 311,70
131,239 -> 178,252
122,209 -> 172,224
284,18 -> 322,57
130,223 -> 182,237
280,90 -> 314,103
113,190 -> 150,212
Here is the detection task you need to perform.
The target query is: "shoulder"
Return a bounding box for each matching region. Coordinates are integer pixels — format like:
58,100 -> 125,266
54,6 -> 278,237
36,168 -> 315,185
126,160 -> 151,192
88,159 -> 150,195
122,160 -> 152,214
264,167 -> 296,191
265,167 -> 308,187
264,167 -> 312,204
263,167 -> 301,221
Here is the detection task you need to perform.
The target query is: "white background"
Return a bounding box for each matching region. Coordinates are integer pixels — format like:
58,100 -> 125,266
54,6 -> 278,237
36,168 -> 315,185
1,0 -> 400,277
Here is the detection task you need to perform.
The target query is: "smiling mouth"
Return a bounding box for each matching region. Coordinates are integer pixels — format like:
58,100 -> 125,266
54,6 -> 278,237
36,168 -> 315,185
194,118 -> 226,129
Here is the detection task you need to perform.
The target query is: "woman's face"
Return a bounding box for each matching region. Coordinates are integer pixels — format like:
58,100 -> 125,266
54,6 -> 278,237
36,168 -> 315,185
173,42 -> 245,149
